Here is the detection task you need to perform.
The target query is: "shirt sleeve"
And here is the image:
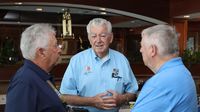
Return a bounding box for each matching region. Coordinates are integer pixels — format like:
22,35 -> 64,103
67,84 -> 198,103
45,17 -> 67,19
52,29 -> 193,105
59,60 -> 78,95
5,81 -> 36,112
131,86 -> 171,112
124,58 -> 139,93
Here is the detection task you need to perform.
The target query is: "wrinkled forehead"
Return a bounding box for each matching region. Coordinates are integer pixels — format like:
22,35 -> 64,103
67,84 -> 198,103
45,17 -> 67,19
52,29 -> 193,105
48,32 -> 57,42
90,24 -> 109,33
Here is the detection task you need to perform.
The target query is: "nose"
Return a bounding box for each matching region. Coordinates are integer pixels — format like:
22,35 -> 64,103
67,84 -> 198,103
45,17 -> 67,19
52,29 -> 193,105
140,47 -> 142,53
96,35 -> 102,42
57,45 -> 62,54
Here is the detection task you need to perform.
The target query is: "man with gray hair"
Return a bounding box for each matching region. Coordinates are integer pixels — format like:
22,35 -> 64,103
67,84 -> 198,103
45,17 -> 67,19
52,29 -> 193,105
5,24 -> 66,112
131,24 -> 198,112
60,18 -> 138,112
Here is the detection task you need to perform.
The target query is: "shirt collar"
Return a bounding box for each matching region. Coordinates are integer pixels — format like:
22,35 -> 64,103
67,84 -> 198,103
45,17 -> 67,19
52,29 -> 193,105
156,57 -> 183,74
24,59 -> 52,81
90,48 -> 111,62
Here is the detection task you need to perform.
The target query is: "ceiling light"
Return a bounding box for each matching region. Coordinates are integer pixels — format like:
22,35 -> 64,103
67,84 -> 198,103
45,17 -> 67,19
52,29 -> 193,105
100,12 -> 107,15
14,2 -> 23,5
99,8 -> 106,11
183,15 -> 190,18
36,8 -> 43,11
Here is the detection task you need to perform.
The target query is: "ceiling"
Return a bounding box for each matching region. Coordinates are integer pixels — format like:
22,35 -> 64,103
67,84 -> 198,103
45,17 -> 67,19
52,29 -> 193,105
0,1 -> 200,28
0,3 -> 163,28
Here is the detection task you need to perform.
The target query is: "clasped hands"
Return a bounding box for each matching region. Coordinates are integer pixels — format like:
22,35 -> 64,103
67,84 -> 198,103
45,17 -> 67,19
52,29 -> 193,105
92,90 -> 122,110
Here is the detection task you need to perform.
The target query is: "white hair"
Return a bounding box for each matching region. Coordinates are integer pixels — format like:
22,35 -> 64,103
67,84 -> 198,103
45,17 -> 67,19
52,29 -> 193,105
141,24 -> 180,56
20,23 -> 56,60
86,18 -> 112,34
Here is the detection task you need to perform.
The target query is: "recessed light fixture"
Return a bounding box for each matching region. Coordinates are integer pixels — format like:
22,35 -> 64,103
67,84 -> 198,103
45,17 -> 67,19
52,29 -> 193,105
131,20 -> 135,23
100,12 -> 107,15
183,15 -> 190,18
99,8 -> 106,11
14,2 -> 23,5
36,8 -> 43,11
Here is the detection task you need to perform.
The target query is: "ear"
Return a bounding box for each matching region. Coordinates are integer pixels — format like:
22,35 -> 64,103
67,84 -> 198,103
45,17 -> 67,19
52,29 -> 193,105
150,45 -> 157,57
37,48 -> 46,58
88,37 -> 92,46
109,33 -> 113,44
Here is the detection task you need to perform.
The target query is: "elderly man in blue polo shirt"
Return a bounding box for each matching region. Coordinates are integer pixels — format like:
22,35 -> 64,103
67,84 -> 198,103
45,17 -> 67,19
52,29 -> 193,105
60,18 -> 138,112
131,24 -> 198,112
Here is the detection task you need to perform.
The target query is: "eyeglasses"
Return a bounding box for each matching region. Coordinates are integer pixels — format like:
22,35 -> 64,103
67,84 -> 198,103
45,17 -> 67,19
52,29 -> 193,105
88,33 -> 111,39
57,44 -> 63,49
52,43 -> 62,49
55,40 -> 63,49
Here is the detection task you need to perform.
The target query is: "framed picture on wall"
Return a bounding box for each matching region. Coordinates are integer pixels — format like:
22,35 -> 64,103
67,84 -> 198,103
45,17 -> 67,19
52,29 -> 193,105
188,32 -> 199,51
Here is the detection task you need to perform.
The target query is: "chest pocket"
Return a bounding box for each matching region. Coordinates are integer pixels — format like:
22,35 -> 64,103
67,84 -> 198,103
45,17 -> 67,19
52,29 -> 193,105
113,76 -> 125,94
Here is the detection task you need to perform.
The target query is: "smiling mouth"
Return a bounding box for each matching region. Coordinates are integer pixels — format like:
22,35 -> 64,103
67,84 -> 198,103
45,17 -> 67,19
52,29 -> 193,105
95,44 -> 103,48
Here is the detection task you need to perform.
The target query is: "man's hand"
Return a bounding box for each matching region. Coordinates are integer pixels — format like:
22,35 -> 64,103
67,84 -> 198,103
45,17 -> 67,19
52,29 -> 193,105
92,92 -> 117,110
107,90 -> 124,106
107,90 -> 136,106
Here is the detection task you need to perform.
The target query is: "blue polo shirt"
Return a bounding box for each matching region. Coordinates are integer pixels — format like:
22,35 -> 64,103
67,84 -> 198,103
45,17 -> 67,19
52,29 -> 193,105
60,48 -> 138,112
5,60 -> 66,112
131,57 -> 198,112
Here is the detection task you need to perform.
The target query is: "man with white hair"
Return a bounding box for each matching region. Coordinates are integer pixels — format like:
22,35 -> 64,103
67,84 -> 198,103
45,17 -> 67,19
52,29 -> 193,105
60,18 -> 138,112
5,24 -> 66,112
131,24 -> 198,112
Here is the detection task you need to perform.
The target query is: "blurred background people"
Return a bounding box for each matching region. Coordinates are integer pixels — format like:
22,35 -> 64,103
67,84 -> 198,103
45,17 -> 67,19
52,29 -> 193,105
60,18 -> 138,112
131,24 -> 198,112
5,24 -> 66,112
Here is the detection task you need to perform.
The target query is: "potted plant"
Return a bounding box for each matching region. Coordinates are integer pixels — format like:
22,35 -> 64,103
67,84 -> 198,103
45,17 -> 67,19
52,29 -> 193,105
181,49 -> 200,75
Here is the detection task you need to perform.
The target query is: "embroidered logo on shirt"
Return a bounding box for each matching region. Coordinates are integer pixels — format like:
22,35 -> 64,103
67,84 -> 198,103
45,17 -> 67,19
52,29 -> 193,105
84,66 -> 92,74
111,68 -> 122,81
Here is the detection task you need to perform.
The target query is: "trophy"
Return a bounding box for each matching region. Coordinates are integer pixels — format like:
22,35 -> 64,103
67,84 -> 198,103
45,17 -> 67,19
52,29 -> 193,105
62,9 -> 72,38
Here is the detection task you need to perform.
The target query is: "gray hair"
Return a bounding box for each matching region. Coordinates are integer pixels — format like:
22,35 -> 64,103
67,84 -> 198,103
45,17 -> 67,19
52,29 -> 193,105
20,23 -> 56,60
86,18 -> 112,34
141,24 -> 180,56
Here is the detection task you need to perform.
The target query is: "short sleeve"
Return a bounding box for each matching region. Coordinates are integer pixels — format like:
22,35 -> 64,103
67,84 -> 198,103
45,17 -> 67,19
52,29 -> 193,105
59,60 -> 78,95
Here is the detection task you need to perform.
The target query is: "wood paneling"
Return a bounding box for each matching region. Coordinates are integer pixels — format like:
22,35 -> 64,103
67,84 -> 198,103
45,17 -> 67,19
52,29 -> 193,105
0,105 -> 5,112
171,19 -> 188,55
0,65 -> 21,80
170,0 -> 200,17
189,21 -> 200,32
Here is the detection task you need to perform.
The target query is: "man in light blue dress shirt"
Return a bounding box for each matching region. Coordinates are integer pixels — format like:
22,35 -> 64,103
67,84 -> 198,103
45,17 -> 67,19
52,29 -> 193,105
131,24 -> 198,112
60,18 -> 138,112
